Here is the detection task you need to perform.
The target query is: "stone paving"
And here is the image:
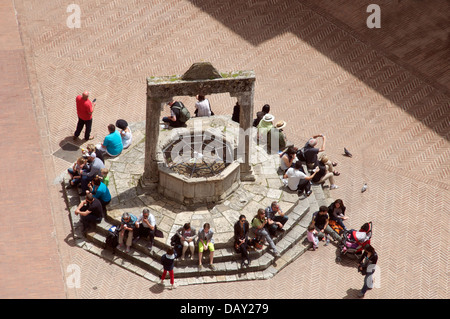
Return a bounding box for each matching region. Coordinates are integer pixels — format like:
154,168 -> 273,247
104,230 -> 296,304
65,117 -> 321,288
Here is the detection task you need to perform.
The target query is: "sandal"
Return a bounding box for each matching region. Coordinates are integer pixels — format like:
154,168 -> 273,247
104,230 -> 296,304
333,171 -> 340,176
332,162 -> 338,167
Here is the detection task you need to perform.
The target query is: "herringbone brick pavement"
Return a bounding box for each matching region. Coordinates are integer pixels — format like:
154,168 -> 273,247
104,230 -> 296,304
8,0 -> 449,299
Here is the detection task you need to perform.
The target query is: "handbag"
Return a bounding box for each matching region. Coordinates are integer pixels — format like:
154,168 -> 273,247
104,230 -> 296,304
154,225 -> 164,238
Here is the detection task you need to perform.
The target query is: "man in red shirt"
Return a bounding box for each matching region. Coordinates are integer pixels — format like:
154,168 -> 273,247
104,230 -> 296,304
74,91 -> 95,141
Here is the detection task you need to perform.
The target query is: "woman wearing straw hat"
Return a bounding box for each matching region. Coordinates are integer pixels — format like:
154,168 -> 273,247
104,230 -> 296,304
256,113 -> 274,145
267,120 -> 287,153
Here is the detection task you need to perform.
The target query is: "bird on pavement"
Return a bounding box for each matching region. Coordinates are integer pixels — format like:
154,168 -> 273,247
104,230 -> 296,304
344,147 -> 353,157
361,183 -> 367,193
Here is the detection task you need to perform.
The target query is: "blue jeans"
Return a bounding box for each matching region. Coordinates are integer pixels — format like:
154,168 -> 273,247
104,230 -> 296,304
254,228 -> 277,252
68,168 -> 81,185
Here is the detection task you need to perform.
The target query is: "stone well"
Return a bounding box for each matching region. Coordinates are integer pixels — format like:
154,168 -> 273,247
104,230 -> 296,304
157,124 -> 241,205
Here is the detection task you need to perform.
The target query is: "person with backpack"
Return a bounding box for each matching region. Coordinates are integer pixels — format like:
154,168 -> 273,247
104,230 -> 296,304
162,100 -> 190,128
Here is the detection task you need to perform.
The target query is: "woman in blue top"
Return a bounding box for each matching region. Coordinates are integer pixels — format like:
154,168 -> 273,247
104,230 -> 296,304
88,176 -> 111,217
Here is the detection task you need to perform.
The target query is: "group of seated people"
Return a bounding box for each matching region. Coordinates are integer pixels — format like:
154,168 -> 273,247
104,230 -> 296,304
252,104 -> 289,154
175,222 -> 216,270
280,133 -> 341,197
162,95 -> 214,128
71,153 -> 111,232
165,201 -> 289,270
70,119 -> 135,232
115,209 -> 157,253
306,199 -> 372,253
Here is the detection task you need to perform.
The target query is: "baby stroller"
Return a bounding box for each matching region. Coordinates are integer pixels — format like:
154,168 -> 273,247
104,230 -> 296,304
336,222 -> 372,262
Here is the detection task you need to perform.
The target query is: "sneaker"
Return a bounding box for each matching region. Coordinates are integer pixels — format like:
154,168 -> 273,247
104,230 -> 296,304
210,264 -> 216,270
330,184 -> 339,190
126,246 -> 131,253
198,264 -> 203,270
116,244 -> 123,250
273,250 -> 281,257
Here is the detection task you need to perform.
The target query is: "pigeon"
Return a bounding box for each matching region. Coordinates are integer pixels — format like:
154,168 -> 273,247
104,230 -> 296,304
361,183 -> 367,193
344,147 -> 353,157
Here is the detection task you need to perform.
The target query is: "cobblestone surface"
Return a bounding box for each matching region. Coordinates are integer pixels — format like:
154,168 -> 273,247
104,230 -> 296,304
2,0 -> 449,299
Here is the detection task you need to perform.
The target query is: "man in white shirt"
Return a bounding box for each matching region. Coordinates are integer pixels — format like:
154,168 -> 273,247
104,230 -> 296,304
134,208 -> 156,251
283,161 -> 319,197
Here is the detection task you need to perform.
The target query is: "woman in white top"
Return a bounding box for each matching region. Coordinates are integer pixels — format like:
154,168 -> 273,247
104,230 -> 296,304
116,119 -> 133,149
195,95 -> 211,117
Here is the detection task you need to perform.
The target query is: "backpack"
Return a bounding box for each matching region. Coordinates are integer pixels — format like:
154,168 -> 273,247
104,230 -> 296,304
170,233 -> 183,257
296,147 -> 306,162
172,102 -> 191,123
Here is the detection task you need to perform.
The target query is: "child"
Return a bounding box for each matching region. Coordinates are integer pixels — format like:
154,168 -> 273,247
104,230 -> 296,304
160,247 -> 177,289
101,168 -> 109,187
307,224 -> 319,251
68,157 -> 87,187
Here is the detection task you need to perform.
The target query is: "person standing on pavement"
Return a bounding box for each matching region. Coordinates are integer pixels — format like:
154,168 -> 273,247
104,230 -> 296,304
358,244 -> 378,298
74,91 -> 95,141
160,247 -> 177,290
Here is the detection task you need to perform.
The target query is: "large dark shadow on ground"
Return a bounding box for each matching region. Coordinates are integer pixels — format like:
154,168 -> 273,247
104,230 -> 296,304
187,0 -> 450,141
